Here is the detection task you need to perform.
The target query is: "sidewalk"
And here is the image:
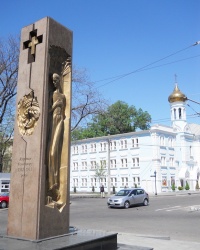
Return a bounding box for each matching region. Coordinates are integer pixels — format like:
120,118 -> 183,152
70,190 -> 200,198
116,232 -> 200,250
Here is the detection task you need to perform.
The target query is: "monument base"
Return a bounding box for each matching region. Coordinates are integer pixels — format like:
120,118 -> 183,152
0,229 -> 117,250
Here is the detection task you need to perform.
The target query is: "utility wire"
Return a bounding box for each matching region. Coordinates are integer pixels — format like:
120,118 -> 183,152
95,41 -> 200,88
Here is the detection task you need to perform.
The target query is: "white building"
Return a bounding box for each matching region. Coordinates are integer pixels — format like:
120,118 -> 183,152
70,84 -> 200,194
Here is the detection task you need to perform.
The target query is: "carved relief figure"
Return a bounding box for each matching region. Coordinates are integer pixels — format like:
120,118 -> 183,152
17,91 -> 40,136
47,73 -> 66,204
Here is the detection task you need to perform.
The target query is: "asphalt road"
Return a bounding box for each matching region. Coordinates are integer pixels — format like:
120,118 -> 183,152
69,193 -> 200,243
1,193 -> 200,245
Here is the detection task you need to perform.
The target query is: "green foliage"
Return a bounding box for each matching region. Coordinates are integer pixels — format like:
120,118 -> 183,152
178,186 -> 183,191
71,100 -> 151,140
94,162 -> 106,183
185,181 -> 190,190
171,182 -> 176,191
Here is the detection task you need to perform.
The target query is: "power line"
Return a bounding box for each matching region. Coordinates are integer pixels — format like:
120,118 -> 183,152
94,41 -> 200,88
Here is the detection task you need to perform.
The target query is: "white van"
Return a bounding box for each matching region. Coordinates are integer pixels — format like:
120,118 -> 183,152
0,173 -> 10,193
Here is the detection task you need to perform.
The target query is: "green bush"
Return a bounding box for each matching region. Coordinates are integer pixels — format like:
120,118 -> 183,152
185,181 -> 190,190
171,183 -> 176,191
178,186 -> 183,191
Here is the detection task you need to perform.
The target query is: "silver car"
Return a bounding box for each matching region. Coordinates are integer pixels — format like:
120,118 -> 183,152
107,188 -> 149,209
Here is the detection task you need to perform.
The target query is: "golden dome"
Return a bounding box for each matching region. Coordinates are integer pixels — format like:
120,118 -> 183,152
168,84 -> 187,103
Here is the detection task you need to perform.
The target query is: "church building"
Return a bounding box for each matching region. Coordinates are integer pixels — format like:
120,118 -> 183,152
70,84 -> 200,194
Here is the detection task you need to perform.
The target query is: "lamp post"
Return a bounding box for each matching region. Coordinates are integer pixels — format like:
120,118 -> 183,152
151,170 -> 157,195
107,137 -> 111,196
154,171 -> 157,195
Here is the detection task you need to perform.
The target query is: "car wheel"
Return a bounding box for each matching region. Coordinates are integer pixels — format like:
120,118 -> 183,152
143,199 -> 148,206
124,201 -> 130,209
1,201 -> 7,209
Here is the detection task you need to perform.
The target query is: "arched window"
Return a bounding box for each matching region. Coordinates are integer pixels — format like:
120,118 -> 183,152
178,108 -> 182,119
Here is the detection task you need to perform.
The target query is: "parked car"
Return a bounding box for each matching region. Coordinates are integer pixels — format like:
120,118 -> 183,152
107,188 -> 149,209
0,192 -> 9,208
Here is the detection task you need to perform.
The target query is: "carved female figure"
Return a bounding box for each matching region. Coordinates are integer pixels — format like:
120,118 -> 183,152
48,73 -> 66,202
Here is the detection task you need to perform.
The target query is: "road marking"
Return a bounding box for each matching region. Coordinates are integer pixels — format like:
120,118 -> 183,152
166,206 -> 190,212
156,205 -> 200,212
155,206 -> 180,211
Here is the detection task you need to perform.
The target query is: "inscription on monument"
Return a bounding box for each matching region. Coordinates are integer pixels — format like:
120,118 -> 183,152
17,157 -> 33,177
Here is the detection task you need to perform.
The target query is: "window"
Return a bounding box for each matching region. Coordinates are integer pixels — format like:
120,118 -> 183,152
90,161 -> 97,169
81,161 -> 87,170
81,145 -> 87,153
73,146 -> 78,154
121,158 -> 127,168
178,108 -> 182,119
133,176 -> 140,186
91,178 -> 97,187
100,178 -> 106,186
121,177 -> 128,187
110,159 -> 117,168
162,176 -> 167,186
91,143 -> 96,152
111,177 -> 117,187
160,136 -> 165,146
100,160 -> 106,167
120,139 -> 127,149
161,157 -> 166,166
81,178 -> 87,187
132,158 -> 139,167
73,162 -> 78,170
132,138 -> 139,148
100,142 -> 107,151
168,137 -> 174,147
110,141 -> 117,150
169,157 -> 174,166
73,178 -> 78,187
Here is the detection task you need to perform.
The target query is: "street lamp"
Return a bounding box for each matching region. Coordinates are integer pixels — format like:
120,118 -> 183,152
107,137 -> 111,196
151,170 -> 157,195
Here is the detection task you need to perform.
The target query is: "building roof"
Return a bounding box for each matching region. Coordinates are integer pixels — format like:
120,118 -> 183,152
168,84 -> 187,103
188,123 -> 200,135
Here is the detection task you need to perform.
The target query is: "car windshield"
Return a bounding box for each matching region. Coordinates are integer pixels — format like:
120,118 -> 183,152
115,189 -> 131,196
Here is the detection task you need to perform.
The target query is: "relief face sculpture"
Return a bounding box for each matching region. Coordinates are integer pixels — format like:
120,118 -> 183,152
47,73 -> 66,205
17,91 -> 40,136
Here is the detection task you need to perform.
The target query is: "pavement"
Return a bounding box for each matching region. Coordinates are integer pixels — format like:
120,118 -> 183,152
1,190 -> 200,250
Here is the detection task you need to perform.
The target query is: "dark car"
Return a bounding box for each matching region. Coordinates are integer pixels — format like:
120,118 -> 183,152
0,192 -> 9,208
107,188 -> 149,209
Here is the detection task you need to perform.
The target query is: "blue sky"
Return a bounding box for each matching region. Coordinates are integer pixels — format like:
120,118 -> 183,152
1,0 -> 200,126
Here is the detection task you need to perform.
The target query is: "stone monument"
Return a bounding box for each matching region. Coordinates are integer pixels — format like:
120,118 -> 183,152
7,17 -> 72,240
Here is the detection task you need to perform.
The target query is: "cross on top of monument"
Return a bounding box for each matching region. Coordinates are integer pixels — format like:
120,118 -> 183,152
23,29 -> 43,63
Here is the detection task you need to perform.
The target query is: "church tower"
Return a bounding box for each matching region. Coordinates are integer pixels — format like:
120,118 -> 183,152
168,83 -> 188,132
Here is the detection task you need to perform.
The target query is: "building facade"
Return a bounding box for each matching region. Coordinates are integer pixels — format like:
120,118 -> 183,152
70,84 -> 200,194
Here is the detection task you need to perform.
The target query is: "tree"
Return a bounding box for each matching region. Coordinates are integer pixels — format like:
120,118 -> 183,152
94,162 -> 107,185
72,100 -> 151,140
0,36 -> 19,124
71,65 -> 108,131
0,36 -> 107,171
0,36 -> 19,172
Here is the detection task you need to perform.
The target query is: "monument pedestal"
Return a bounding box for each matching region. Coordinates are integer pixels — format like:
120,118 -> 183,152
1,230 -> 118,250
